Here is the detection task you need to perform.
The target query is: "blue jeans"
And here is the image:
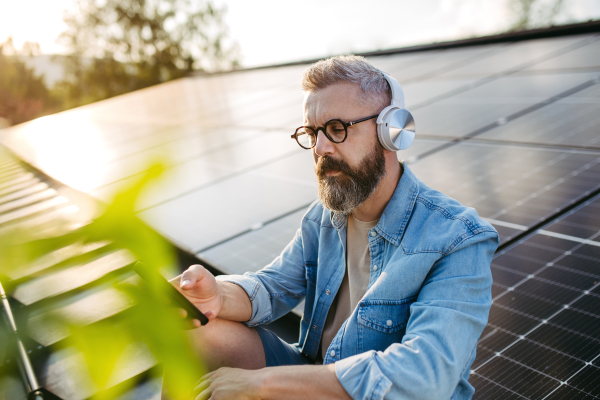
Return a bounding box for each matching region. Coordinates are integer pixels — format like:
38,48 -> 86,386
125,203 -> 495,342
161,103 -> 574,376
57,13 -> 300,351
255,327 -> 313,367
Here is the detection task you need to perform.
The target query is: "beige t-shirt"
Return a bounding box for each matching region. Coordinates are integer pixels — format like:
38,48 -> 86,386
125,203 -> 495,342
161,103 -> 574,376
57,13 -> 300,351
320,213 -> 378,360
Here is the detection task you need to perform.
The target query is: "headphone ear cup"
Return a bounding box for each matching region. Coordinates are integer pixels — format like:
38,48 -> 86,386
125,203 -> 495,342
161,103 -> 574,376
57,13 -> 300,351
376,108 -> 416,151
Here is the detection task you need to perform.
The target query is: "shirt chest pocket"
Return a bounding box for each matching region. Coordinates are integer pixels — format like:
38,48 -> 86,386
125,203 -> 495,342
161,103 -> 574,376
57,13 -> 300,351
356,297 -> 416,353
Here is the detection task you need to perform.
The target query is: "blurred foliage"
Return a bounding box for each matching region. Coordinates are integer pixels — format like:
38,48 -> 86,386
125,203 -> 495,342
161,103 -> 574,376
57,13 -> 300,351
0,37 -> 60,125
509,0 -> 566,31
54,0 -> 239,109
0,162 -> 205,399
0,0 -> 238,125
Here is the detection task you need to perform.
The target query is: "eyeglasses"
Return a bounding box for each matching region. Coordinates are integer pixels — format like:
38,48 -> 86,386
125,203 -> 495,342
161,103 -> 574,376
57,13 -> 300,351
291,114 -> 378,150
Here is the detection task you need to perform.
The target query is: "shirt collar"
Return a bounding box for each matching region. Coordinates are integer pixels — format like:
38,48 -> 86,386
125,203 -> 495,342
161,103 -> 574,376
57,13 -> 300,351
376,163 -> 419,246
329,163 -> 419,246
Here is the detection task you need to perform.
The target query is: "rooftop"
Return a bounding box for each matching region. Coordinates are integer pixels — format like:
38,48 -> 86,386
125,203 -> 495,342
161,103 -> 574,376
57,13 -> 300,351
1,23 -> 600,399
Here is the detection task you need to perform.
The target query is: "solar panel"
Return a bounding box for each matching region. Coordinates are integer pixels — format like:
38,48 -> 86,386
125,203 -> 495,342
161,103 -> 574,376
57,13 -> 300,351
526,37 -> 600,73
408,142 -> 600,244
477,82 -> 600,149
399,137 -> 451,162
370,43 -> 507,82
435,35 -> 596,78
1,32 -> 600,400
471,196 -> 600,399
414,72 -> 599,139
403,78 -> 477,109
199,208 -> 307,274
138,156 -> 317,252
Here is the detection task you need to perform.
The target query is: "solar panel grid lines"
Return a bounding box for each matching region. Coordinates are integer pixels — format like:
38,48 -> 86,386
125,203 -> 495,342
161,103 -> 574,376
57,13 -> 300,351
409,143 -> 600,244
126,146 -> 307,213
399,45 -> 509,83
474,357 -> 560,398
479,325 -> 593,372
404,102 -> 600,167
525,34 -> 600,73
411,73 -> 600,153
198,207 -> 308,274
373,43 -> 509,84
87,126 -> 269,181
403,35 -> 600,112
0,181 -> 50,207
478,83 -> 600,149
1,33 -> 600,399
471,195 -> 600,399
0,173 -> 39,193
434,34 -> 599,80
87,127 -> 301,202
0,149 -> 170,400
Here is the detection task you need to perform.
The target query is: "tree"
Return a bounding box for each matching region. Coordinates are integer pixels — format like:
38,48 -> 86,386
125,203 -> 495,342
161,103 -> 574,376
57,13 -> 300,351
509,0 -> 566,31
56,0 -> 239,108
0,37 -> 59,125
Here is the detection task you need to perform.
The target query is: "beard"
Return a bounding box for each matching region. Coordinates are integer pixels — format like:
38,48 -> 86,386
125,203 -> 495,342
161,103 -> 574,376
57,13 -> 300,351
315,141 -> 387,215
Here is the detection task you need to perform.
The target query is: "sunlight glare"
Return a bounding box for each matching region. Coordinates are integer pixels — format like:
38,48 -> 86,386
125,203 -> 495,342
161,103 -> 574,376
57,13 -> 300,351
13,113 -> 112,193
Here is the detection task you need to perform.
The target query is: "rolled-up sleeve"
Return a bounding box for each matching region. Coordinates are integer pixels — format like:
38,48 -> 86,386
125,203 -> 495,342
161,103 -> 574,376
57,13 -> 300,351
335,230 -> 499,400
216,273 -> 272,326
216,227 -> 308,327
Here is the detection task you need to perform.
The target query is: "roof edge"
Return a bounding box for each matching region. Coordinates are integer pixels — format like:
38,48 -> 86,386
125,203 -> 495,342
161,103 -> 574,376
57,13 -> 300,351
191,19 -> 600,76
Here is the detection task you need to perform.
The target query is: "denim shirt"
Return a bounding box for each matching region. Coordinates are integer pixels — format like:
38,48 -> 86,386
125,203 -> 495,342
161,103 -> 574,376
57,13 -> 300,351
219,164 -> 499,400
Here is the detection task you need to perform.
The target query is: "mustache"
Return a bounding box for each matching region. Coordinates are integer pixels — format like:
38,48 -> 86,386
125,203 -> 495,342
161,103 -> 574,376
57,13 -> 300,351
316,156 -> 354,179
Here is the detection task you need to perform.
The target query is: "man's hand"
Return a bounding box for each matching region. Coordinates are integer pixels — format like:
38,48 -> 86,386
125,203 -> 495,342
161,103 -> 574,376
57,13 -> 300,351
192,364 -> 352,400
169,264 -> 252,326
169,264 -> 221,327
193,368 -> 263,400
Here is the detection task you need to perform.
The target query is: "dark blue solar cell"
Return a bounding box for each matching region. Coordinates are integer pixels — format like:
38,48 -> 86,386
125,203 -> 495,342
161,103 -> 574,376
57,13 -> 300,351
570,295 -> 600,316
549,308 -> 600,338
514,279 -> 582,304
567,365 -> 600,397
502,243 -> 564,265
573,244 -> 600,260
526,323 -> 600,362
495,292 -> 562,319
487,305 -> 540,335
544,384 -> 599,400
554,254 -> 600,276
502,339 -> 586,381
544,222 -> 600,240
478,327 -> 519,353
524,234 -> 580,251
490,265 -> 527,287
470,373 -> 527,400
536,266 -> 597,290
475,356 -> 560,398
472,347 -> 496,369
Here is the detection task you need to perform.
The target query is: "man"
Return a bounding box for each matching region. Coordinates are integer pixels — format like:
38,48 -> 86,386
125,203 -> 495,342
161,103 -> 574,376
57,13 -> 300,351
163,55 -> 499,400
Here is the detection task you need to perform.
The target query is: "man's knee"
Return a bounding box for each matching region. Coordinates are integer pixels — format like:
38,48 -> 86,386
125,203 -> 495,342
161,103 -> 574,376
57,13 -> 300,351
161,319 -> 266,399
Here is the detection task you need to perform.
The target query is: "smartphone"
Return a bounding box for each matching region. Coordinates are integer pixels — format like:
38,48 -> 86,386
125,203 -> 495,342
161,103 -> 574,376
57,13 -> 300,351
133,261 -> 209,325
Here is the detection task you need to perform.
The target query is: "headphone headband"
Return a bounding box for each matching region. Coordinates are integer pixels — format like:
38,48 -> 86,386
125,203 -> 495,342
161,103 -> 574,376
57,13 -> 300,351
381,71 -> 405,109
375,70 -> 415,152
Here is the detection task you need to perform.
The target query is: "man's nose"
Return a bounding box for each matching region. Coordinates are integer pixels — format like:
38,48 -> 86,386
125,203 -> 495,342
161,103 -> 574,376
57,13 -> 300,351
314,130 -> 335,157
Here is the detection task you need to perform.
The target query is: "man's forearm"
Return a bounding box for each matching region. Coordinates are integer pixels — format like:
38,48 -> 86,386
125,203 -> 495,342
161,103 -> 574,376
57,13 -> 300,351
259,364 -> 352,400
216,281 -> 253,322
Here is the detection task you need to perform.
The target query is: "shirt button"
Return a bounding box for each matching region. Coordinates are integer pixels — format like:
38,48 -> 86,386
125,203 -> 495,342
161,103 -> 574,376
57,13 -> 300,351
326,289 -> 330,295
312,325 -> 317,330
370,231 -> 377,237
373,265 -> 378,271
330,350 -> 336,358
386,320 -> 393,327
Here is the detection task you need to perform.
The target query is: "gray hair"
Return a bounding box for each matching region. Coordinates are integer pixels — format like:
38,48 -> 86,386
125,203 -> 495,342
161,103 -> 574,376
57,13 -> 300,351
301,55 -> 391,109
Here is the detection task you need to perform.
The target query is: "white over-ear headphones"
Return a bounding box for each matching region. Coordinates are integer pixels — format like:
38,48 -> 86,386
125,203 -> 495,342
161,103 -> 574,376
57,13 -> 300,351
376,72 -> 416,151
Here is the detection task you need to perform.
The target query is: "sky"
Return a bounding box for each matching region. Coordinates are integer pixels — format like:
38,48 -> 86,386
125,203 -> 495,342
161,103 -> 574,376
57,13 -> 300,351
1,0 -> 599,68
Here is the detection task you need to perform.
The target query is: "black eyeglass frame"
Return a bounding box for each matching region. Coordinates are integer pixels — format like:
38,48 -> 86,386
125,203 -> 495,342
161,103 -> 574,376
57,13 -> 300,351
291,114 -> 379,149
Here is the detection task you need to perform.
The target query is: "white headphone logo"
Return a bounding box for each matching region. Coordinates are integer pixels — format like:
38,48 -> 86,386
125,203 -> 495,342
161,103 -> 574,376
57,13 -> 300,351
376,72 -> 416,151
